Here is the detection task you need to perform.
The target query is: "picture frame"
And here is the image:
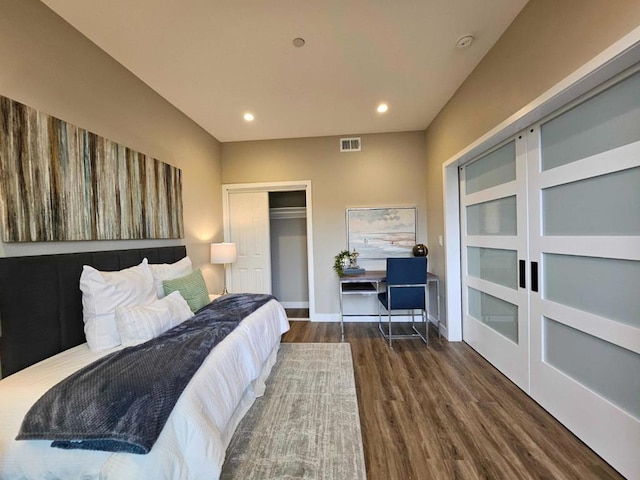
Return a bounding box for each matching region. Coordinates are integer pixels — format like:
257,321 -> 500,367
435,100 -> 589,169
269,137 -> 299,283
346,207 -> 417,259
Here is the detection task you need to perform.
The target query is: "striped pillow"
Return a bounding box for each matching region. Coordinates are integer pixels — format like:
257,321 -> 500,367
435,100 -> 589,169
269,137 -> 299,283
115,291 -> 193,346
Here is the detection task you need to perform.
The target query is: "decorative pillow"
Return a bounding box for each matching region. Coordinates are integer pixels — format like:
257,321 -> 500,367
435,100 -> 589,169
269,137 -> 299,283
162,269 -> 210,312
115,291 -> 193,346
80,259 -> 156,351
149,256 -> 193,298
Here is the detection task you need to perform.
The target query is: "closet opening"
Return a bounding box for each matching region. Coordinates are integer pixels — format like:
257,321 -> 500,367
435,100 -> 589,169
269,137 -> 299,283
269,191 -> 309,319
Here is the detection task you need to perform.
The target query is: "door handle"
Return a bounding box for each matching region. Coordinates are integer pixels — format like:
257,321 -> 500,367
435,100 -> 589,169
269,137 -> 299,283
519,260 -> 526,289
531,261 -> 539,293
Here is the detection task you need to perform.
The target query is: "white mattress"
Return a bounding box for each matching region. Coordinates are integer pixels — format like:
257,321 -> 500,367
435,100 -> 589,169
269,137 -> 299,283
0,299 -> 289,480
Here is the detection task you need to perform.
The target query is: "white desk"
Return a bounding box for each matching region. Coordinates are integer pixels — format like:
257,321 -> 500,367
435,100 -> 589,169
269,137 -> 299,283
338,270 -> 441,341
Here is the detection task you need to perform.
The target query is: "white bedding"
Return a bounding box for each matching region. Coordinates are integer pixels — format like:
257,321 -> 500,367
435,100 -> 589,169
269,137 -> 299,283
0,299 -> 289,480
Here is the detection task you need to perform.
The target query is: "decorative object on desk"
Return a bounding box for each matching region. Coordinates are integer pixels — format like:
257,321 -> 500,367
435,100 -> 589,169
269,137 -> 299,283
346,207 -> 416,259
342,267 -> 365,275
333,249 -> 361,275
412,243 -> 428,257
210,242 -> 238,294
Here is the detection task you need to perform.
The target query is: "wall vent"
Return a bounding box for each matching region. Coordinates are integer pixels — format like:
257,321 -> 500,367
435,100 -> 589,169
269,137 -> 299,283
340,137 -> 361,152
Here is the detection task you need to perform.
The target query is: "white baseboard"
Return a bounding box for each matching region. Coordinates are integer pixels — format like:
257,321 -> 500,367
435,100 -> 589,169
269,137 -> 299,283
310,313 -> 424,323
310,313 -> 339,322
279,301 -> 309,309
309,314 -> 449,341
436,321 -> 447,339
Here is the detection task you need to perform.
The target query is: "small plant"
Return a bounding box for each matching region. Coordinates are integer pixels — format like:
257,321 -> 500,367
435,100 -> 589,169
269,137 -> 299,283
333,249 -> 359,275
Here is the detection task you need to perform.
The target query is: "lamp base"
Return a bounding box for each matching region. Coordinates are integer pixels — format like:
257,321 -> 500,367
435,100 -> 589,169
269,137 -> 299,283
218,263 -> 231,295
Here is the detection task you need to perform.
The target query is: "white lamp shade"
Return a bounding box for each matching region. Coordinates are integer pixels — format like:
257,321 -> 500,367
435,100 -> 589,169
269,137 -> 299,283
210,242 -> 237,264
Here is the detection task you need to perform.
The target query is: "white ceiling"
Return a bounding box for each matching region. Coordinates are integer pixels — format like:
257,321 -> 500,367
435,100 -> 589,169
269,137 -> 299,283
41,0 -> 528,142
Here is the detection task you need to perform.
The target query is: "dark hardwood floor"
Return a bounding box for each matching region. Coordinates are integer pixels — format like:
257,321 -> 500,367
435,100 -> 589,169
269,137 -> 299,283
284,308 -> 309,319
282,321 -> 623,480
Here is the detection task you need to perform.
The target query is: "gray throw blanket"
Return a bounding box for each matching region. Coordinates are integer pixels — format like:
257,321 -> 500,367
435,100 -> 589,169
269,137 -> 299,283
17,293 -> 275,454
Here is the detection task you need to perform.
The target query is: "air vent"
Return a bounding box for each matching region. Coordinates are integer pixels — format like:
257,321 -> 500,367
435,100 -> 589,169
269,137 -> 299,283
340,137 -> 361,152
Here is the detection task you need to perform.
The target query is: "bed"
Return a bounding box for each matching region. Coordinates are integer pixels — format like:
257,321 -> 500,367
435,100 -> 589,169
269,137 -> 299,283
0,246 -> 290,479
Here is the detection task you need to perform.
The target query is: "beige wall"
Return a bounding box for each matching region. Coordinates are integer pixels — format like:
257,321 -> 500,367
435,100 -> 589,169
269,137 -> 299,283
222,131 -> 427,316
424,0 -> 640,319
0,0 -> 224,290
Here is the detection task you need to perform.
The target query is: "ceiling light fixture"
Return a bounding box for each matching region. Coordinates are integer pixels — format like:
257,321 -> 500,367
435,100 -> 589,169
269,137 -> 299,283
456,35 -> 474,49
292,37 -> 305,48
377,103 -> 388,113
243,113 -> 254,122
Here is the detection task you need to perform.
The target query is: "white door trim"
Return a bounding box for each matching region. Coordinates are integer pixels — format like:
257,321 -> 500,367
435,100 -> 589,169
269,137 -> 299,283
442,27 -> 640,343
222,180 -> 316,320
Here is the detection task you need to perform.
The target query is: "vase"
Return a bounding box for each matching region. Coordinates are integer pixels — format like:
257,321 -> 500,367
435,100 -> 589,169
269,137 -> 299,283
412,244 -> 428,257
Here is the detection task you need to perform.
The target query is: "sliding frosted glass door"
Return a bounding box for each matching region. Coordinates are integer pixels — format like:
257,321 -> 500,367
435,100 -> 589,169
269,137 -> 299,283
460,137 -> 530,391
527,69 -> 640,479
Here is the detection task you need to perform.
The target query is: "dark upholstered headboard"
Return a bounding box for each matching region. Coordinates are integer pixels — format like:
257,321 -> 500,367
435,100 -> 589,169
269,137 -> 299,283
0,246 -> 186,377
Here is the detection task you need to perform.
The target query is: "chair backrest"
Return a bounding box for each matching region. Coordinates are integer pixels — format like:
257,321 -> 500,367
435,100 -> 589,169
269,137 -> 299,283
386,257 -> 427,310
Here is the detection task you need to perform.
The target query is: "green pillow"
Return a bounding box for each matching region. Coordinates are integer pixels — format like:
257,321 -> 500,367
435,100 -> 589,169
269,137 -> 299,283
162,269 -> 209,312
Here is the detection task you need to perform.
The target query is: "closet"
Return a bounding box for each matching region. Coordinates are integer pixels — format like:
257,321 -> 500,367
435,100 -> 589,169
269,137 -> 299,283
269,191 -> 309,317
224,181 -> 314,318
460,67 -> 640,478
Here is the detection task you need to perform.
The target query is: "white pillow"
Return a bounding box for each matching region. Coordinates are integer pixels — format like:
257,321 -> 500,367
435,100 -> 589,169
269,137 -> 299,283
115,291 -> 193,346
80,259 -> 156,351
149,256 -> 193,298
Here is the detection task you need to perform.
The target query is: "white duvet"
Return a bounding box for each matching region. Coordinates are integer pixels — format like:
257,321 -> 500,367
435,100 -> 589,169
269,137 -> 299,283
0,299 -> 289,480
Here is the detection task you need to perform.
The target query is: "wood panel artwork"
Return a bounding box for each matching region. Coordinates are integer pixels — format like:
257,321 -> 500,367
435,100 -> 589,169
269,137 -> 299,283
0,96 -> 184,242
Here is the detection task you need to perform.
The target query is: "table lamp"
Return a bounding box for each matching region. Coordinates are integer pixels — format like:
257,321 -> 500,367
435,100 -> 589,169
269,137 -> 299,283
210,242 -> 237,295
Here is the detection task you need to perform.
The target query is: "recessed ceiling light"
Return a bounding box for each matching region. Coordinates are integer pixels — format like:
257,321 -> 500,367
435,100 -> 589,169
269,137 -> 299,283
292,37 -> 305,48
243,113 -> 254,122
377,103 -> 388,113
456,35 -> 474,49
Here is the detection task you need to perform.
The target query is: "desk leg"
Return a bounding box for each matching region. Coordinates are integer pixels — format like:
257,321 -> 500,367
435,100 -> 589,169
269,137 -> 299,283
427,278 -> 442,339
339,284 -> 345,342
436,278 -> 441,338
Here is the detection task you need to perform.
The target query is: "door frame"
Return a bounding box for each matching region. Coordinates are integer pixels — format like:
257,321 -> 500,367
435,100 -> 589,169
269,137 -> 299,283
441,28 -> 640,342
222,180 -> 316,319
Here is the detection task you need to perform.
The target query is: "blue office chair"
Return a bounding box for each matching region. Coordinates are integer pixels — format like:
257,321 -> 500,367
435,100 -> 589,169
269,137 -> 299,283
377,257 -> 428,347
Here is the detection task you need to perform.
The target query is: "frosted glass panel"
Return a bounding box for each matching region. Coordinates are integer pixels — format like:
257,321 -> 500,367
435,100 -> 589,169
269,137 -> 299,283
468,287 -> 518,343
544,254 -> 640,328
465,141 -> 516,194
541,70 -> 640,171
467,247 -> 518,289
543,167 -> 640,236
545,318 -> 640,420
466,196 -> 517,236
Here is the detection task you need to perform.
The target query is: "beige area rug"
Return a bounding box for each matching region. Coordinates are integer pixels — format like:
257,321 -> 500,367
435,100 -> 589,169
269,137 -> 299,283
221,343 -> 367,479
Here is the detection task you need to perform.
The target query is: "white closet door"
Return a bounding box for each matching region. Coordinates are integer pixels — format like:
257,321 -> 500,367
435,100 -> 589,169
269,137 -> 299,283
528,70 -> 640,479
228,191 -> 272,294
460,135 -> 530,392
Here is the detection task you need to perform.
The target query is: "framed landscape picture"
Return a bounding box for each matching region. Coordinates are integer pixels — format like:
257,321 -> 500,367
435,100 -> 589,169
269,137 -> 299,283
346,207 -> 416,259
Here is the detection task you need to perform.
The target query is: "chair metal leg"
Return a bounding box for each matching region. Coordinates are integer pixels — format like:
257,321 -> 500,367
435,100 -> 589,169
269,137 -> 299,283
423,309 -> 428,346
377,297 -> 390,347
377,299 -> 384,342
378,292 -> 430,348
407,309 -> 428,346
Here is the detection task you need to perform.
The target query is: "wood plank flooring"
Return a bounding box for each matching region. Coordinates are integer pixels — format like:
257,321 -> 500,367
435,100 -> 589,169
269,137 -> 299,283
282,321 -> 623,480
284,308 -> 309,319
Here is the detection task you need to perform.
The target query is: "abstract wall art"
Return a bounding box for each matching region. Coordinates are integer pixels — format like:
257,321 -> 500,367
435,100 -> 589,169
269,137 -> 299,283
346,207 -> 416,259
0,95 -> 183,242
